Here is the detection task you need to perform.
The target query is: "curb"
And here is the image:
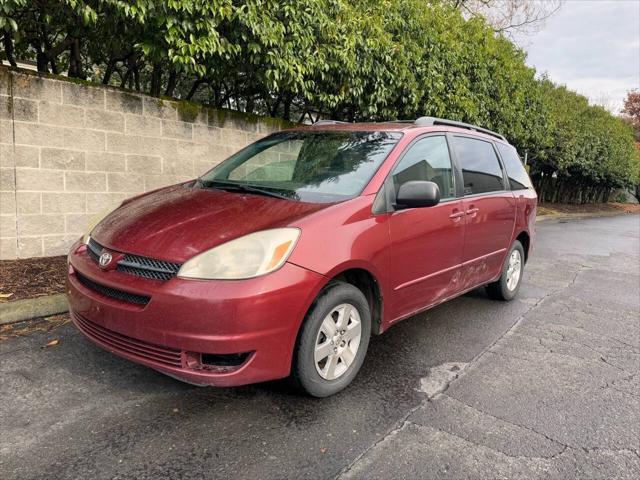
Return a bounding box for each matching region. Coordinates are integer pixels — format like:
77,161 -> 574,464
0,294 -> 68,325
535,210 -> 636,223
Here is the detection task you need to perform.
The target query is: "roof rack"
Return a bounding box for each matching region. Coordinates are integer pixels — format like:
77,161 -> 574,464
414,116 -> 506,141
313,119 -> 348,125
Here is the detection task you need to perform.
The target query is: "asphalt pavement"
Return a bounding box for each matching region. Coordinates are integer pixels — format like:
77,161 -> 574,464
1,214 -> 639,480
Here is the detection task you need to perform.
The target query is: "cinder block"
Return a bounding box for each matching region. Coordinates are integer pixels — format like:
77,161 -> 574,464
42,192 -> 85,213
162,120 -> 193,140
12,73 -> 62,103
195,160 -> 216,175
65,212 -> 93,233
0,69 -> 10,96
177,141 -> 213,163
65,171 -> 107,192
208,110 -> 257,131
43,234 -> 78,256
16,192 -> 41,214
39,101 -> 85,127
17,236 -> 43,258
17,214 -> 65,236
41,148 -> 85,170
0,120 -> 12,143
85,108 -> 124,132
0,192 -> 15,214
257,120 -> 284,135
219,128 -> 248,146
176,105 -> 208,125
143,174 -> 184,191
125,114 -> 162,137
193,125 -> 222,144
106,132 -> 177,157
106,90 -> 143,115
0,144 -> 13,168
86,192 -> 127,214
0,96 -> 38,121
0,167 -> 15,191
62,82 -> 105,109
247,132 -> 267,143
5,145 -> 39,168
107,172 -> 144,193
1,214 -> 17,237
0,237 -> 17,259
126,154 -> 162,174
209,144 -> 238,164
162,156 -> 194,176
13,122 -> 105,151
143,97 -> 178,120
16,169 -> 63,192
86,151 -> 125,172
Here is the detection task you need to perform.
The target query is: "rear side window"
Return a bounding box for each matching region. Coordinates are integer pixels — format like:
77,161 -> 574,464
453,136 -> 504,195
497,143 -> 533,190
392,135 -> 455,199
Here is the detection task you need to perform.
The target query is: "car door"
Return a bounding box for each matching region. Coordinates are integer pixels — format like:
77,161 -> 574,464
451,135 -> 516,290
387,134 -> 465,321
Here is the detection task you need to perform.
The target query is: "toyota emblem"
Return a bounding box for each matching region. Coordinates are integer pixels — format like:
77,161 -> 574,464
99,251 -> 113,268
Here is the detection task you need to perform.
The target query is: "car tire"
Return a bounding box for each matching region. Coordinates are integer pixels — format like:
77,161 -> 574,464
486,240 -> 525,301
292,282 -> 371,397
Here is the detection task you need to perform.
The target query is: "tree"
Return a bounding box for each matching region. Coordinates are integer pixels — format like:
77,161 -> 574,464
1,0 -> 636,204
622,90 -> 640,140
453,0 -> 562,38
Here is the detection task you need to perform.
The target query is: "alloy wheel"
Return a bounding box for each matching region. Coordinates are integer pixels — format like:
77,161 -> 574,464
314,303 -> 362,380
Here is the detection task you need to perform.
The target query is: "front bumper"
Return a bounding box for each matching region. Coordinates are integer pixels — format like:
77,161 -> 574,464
67,240 -> 325,386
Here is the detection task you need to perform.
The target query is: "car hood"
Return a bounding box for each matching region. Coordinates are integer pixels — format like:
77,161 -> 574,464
91,184 -> 329,262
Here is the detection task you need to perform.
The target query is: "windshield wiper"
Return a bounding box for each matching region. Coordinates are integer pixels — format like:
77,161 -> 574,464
199,180 -> 294,201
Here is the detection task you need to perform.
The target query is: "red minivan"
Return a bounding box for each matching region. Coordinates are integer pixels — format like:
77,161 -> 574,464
67,117 -> 536,397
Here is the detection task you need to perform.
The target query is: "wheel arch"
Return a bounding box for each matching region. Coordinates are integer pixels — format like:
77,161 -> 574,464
515,230 -> 531,263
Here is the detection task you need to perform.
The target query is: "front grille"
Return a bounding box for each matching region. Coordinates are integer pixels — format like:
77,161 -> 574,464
73,313 -> 182,368
117,254 -> 181,281
76,272 -> 150,305
87,238 -> 181,282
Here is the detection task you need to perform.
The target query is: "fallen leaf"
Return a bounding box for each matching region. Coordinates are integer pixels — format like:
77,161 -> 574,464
320,448 -> 327,454
43,339 -> 59,348
0,293 -> 13,298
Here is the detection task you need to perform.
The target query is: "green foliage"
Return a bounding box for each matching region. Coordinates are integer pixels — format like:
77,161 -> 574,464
2,0 -> 637,203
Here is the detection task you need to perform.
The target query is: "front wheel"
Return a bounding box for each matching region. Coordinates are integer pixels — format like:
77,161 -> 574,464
486,240 -> 525,301
292,282 -> 371,397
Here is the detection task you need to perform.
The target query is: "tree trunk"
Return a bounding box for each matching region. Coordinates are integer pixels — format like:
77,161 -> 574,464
186,79 -> 206,100
67,37 -> 85,79
3,31 -> 17,67
245,96 -> 255,114
164,68 -> 177,97
149,63 -> 162,97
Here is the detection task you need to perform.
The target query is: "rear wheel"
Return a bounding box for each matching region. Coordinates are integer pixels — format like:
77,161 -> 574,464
292,282 -> 371,397
486,240 -> 525,301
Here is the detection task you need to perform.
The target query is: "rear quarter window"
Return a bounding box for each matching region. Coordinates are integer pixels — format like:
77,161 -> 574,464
496,143 -> 533,191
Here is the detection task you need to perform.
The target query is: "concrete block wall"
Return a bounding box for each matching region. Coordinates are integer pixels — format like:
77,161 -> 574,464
0,67 -> 293,259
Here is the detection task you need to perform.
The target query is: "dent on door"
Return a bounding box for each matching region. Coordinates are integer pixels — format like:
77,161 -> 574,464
460,192 -> 516,289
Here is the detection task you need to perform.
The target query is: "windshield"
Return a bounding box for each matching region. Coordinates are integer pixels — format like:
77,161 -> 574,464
198,130 -> 402,203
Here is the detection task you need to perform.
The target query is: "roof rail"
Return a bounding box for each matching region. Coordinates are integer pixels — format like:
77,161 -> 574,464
313,119 -> 348,125
414,116 -> 506,141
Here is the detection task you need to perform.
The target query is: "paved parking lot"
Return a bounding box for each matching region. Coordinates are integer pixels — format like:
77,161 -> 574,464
1,215 -> 638,479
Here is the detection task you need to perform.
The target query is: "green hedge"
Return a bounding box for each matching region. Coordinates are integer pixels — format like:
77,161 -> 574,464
3,0 -> 638,202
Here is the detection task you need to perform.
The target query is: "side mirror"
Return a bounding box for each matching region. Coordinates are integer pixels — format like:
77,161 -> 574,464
395,180 -> 440,209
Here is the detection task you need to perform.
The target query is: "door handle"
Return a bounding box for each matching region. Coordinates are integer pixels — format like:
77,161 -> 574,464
449,211 -> 465,221
466,207 -> 479,218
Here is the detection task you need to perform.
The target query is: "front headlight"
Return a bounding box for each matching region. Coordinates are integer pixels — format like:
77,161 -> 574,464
177,228 -> 301,280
